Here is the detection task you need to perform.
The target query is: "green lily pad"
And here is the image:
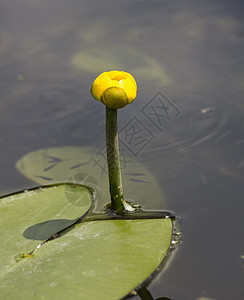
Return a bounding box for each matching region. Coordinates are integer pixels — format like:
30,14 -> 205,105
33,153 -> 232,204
1,217 -> 172,300
0,147 -> 175,299
70,45 -> 171,87
15,146 -> 167,210
0,184 -> 93,278
0,181 -> 173,299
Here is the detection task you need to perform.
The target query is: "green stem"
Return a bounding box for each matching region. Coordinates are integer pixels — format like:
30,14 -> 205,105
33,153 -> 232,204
106,106 -> 124,213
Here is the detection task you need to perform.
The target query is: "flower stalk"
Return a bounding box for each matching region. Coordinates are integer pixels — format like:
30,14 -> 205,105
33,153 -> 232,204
91,70 -> 137,214
106,107 -> 124,212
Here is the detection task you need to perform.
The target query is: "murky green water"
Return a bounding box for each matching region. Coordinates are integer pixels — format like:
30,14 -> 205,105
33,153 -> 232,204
0,0 -> 244,299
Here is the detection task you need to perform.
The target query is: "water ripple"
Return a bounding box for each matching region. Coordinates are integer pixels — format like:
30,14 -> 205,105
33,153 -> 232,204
134,92 -> 233,161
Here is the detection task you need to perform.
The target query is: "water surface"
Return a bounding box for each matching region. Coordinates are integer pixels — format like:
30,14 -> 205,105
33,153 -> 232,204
0,0 -> 244,299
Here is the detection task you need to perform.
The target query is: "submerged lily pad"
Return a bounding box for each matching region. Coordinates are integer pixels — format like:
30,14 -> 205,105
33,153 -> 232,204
1,218 -> 172,300
70,45 -> 171,87
15,146 -> 167,210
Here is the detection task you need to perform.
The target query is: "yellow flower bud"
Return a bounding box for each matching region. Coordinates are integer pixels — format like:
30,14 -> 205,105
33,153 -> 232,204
91,70 -> 137,109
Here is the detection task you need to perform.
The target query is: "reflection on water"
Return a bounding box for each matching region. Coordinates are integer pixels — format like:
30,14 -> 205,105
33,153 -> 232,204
0,0 -> 244,299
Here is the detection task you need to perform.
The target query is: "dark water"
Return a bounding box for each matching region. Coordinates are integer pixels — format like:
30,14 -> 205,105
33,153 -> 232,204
1,0 -> 244,299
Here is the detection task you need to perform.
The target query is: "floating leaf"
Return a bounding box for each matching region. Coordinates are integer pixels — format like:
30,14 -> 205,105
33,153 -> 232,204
0,184 -> 92,278
0,147 -> 175,299
1,217 -> 172,300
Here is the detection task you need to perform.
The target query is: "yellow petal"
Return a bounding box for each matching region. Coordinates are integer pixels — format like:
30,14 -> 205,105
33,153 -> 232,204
108,70 -> 124,81
91,70 -> 137,108
91,72 -> 111,101
119,78 -> 137,104
120,71 -> 137,90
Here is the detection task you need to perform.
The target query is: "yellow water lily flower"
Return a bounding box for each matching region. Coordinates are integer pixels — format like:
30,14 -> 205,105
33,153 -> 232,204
91,70 -> 137,109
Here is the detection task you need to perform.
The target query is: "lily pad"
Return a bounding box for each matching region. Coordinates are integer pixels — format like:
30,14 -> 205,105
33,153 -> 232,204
1,217 -> 172,300
70,45 -> 171,87
15,146 -> 167,210
0,147 -> 175,299
0,184 -> 93,278
0,181 -> 173,299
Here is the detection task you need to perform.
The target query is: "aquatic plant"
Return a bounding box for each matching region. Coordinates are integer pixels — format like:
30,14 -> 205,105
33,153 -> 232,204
91,70 -> 137,213
0,70 -> 175,299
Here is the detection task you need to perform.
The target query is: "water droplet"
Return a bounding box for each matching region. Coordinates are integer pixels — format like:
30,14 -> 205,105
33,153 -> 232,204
16,74 -> 24,81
